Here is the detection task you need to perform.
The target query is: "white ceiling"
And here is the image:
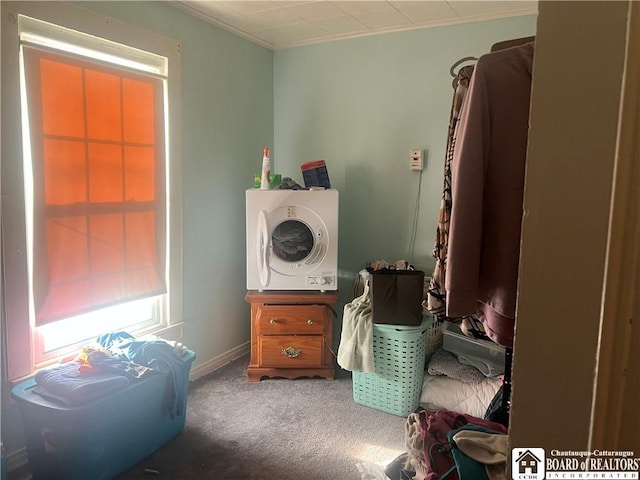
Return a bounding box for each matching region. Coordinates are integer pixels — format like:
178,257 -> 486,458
173,1 -> 538,50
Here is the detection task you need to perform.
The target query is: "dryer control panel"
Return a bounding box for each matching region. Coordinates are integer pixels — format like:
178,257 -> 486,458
306,274 -> 336,290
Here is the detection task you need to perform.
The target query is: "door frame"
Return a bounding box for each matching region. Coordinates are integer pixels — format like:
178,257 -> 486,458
589,0 -> 640,450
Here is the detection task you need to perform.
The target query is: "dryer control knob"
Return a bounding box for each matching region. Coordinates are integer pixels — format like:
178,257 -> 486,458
320,276 -> 331,285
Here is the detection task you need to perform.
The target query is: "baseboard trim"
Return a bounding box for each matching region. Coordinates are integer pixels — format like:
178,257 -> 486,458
189,342 -> 250,381
7,447 -> 28,473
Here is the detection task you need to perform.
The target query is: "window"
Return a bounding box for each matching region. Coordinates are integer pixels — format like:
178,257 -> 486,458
2,3 -> 183,381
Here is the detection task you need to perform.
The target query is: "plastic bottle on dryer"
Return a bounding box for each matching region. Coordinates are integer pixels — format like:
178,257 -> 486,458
260,147 -> 271,190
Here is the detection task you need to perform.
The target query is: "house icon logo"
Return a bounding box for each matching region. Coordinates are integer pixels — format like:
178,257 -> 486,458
512,448 -> 545,480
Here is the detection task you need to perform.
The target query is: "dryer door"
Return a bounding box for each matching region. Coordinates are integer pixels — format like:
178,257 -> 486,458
256,209 -> 271,288
268,205 -> 328,276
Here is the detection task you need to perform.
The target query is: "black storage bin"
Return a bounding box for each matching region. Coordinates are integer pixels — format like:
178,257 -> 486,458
370,270 -> 424,326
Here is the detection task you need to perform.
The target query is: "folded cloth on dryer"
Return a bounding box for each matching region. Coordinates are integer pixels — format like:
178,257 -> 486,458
337,282 -> 374,372
277,177 -> 304,189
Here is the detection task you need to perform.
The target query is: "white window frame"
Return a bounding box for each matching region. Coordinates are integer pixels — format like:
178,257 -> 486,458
1,2 -> 183,381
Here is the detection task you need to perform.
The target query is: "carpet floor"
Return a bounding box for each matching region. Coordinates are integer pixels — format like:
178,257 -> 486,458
113,354 -> 408,480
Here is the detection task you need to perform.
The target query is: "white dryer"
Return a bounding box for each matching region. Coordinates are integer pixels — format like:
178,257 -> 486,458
246,189 -> 338,291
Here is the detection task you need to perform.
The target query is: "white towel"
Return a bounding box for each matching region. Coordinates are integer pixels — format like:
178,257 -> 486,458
337,282 -> 375,372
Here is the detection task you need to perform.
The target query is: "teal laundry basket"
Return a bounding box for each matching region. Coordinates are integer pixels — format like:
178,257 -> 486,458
352,318 -> 430,417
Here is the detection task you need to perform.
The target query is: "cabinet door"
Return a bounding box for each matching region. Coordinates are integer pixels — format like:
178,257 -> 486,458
256,305 -> 326,335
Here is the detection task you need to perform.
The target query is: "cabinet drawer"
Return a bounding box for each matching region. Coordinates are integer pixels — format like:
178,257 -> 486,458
256,305 -> 327,335
259,336 -> 324,367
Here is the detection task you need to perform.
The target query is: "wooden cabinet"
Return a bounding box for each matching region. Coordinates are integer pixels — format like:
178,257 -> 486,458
245,291 -> 338,382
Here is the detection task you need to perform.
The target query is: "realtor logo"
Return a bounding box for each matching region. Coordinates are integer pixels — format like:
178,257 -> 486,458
512,448 -> 545,480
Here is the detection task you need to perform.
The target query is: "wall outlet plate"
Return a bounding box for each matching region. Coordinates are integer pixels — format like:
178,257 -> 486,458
410,149 -> 424,171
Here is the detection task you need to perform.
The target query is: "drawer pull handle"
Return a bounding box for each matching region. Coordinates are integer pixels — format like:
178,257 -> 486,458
270,319 -> 277,325
307,319 -> 314,325
282,346 -> 300,358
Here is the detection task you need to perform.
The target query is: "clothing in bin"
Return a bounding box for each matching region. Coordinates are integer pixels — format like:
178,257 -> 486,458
30,331 -> 189,416
11,332 -> 195,480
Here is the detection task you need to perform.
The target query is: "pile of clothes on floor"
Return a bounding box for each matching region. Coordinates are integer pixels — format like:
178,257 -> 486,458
385,408 -> 508,480
384,334 -> 510,480
33,332 -> 190,417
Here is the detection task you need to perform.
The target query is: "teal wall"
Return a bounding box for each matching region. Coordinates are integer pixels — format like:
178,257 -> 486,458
274,15 -> 537,295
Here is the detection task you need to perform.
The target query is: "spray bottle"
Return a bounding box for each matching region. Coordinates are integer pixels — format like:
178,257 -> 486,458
260,146 -> 271,190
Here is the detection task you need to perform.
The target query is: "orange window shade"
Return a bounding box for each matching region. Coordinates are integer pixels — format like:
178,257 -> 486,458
43,139 -> 87,205
88,143 -> 123,203
40,58 -> 85,138
85,69 -> 122,142
125,211 -> 165,298
89,213 -> 125,275
127,267 -> 164,299
124,146 -> 155,202
23,47 -> 167,326
125,212 -> 158,268
37,280 -> 92,324
44,216 -> 90,284
89,273 -> 127,307
122,78 -> 154,144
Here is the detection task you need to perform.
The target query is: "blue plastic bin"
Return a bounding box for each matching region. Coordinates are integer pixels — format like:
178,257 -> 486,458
11,350 -> 195,480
